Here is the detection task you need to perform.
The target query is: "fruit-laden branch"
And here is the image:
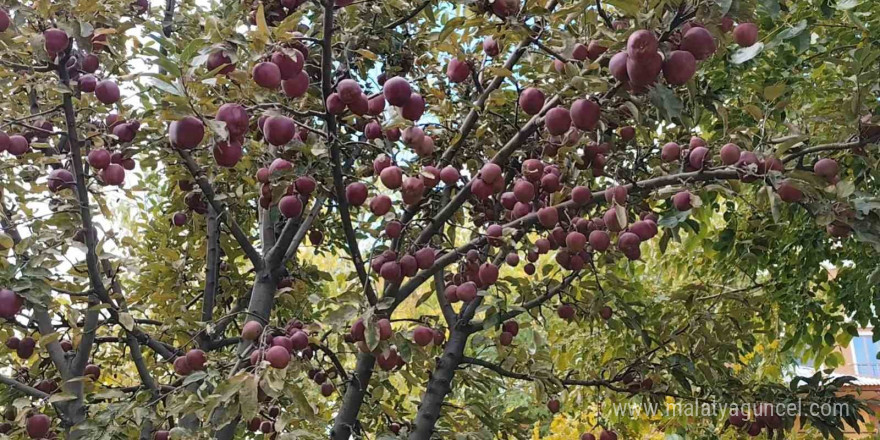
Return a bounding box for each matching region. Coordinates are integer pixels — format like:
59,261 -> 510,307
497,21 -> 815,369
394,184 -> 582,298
312,343 -> 349,383
490,271 -> 580,324
282,196 -> 326,263
434,271 -> 456,326
321,0 -> 377,306
437,0 -> 559,167
383,0 -> 431,29
409,90 -> 567,269
176,149 -> 263,269
397,168 -> 741,305
0,373 -> 50,399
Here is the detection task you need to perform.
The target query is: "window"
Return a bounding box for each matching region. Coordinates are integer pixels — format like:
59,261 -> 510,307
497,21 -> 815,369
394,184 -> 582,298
852,336 -> 880,378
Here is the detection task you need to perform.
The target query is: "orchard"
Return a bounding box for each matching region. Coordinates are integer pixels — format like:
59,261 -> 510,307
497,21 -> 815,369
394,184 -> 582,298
0,0 -> 878,438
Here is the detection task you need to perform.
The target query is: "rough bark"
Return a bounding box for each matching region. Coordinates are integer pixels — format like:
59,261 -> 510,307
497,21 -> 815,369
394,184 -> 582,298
408,328 -> 470,439
330,352 -> 376,440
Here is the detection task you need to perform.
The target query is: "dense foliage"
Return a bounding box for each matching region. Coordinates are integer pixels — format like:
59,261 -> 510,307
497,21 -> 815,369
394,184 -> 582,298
0,0 -> 878,438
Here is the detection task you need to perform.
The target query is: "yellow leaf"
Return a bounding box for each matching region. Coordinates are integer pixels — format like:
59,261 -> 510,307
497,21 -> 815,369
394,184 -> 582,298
743,104 -> 763,121
118,312 -> 135,331
356,49 -> 377,61
763,83 -> 786,101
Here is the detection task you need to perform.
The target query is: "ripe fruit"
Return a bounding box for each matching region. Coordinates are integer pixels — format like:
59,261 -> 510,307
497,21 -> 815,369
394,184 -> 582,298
377,318 -> 393,340
544,107 -> 571,135
269,158 -> 292,175
326,93 -> 345,114
609,52 -> 629,82
401,93 -> 426,121
370,195 -> 392,216
383,77 -> 412,106
513,180 -> 535,202
47,169 -> 75,193
373,155 -> 392,174
566,232 -> 587,252
385,221 -> 403,238
673,191 -> 692,211
241,321 -> 263,341
79,74 -> 97,92
519,88 -> 545,115
499,331 -> 513,346
589,230 -> 610,251
491,0 -> 519,18
446,59 -> 470,83
483,37 -> 500,56
457,282 -> 478,302
626,30 -> 658,60
567,43 -> 587,61
154,431 -> 170,440
0,289 -> 23,318
216,103 -> 249,139
345,182 -> 368,206
813,158 -> 838,180
0,10 -> 9,33
207,49 -> 235,74
44,29 -> 69,55
368,95 -> 385,115
777,181 -> 803,203
570,99 -> 600,131
253,62 -> 282,88
720,143 -> 741,165
271,50 -> 304,79
26,413 -> 50,439
173,356 -> 192,375
414,247 -> 435,269
605,185 -> 627,204
320,382 -> 335,396
413,326 -> 433,346
571,186 -> 592,205
547,399 -> 560,413
263,115 -> 296,146
557,304 -> 575,320
282,72 -> 309,98
8,135 -> 29,156
581,434 -> 596,440
266,345 -> 291,369
87,149 -> 112,169
479,262 -> 499,285
100,164 -> 125,186
168,116 -> 204,150
626,52 -> 662,87
537,207 -> 559,228
185,349 -> 207,370
733,23 -> 759,47
295,176 -> 316,195
480,163 -> 502,184
680,27 -> 716,60
661,142 -> 680,162
279,195 -> 303,218
599,430 -> 618,440
337,79 -> 363,105
95,80 -> 120,104
662,50 -> 696,86
587,41 -> 607,60
689,136 -> 706,148
688,146 -> 710,169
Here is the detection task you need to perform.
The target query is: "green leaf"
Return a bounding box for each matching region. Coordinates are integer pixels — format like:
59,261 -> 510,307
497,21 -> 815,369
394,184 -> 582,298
731,43 -> 765,64
835,0 -> 863,9
763,83 -> 786,101
649,84 -> 683,122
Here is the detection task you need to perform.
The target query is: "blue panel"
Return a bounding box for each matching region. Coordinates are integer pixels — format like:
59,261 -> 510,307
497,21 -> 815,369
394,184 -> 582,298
852,336 -> 880,378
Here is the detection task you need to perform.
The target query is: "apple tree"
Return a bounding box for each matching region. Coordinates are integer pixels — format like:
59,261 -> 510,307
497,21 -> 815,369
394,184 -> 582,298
0,0 -> 879,438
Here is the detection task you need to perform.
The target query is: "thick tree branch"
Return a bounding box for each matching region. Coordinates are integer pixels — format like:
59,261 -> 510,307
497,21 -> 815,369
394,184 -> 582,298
282,196 -> 326,263
176,149 -> 262,269
200,205 -> 221,349
408,326 -> 471,439
330,352 -> 376,440
434,271 -> 455,326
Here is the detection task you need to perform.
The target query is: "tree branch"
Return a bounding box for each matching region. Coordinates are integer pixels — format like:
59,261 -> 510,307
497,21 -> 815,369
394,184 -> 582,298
434,271 -> 456,326
176,149 -> 262,270
383,0 -> 431,29
0,373 -> 50,399
781,140 -> 863,163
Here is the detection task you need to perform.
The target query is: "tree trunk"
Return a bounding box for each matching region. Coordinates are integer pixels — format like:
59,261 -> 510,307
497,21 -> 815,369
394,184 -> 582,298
408,328 -> 470,440
330,352 -> 376,440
